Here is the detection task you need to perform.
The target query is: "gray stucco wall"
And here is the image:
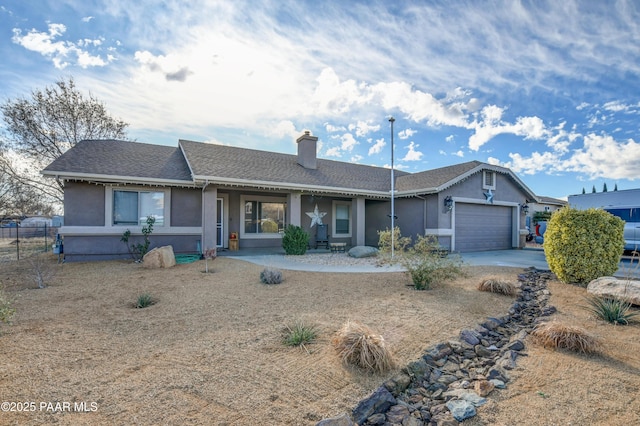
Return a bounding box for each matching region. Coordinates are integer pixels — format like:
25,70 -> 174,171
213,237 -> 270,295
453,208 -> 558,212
64,182 -> 105,226
171,188 -> 201,226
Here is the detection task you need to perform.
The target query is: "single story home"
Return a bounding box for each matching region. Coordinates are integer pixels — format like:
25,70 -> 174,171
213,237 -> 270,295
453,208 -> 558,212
42,132 -> 539,261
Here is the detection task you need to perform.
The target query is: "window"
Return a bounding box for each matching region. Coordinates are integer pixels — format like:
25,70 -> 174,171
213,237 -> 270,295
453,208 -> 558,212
482,171 -> 496,190
113,190 -> 165,226
333,202 -> 351,236
243,200 -> 286,235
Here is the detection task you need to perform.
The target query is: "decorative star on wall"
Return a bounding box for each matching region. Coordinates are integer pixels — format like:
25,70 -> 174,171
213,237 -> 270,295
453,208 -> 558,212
484,188 -> 494,204
305,204 -> 327,227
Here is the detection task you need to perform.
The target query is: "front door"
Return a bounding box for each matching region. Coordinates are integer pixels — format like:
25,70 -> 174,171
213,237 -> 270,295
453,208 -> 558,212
217,198 -> 223,248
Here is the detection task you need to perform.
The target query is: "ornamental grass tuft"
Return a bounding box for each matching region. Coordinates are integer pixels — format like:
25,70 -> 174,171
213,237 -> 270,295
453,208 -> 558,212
531,322 -> 600,354
332,321 -> 395,374
477,277 -> 517,296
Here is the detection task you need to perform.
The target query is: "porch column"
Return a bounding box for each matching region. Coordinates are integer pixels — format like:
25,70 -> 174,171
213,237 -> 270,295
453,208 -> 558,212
355,197 -> 365,246
288,192 -> 301,226
202,185 -> 218,250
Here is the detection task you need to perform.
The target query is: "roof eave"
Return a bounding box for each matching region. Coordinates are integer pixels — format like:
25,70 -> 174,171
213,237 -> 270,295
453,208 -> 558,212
42,171 -> 196,187
193,175 -> 389,198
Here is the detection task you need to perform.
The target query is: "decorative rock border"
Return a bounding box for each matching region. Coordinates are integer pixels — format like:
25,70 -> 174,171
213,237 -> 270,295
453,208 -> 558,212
318,267 -> 556,426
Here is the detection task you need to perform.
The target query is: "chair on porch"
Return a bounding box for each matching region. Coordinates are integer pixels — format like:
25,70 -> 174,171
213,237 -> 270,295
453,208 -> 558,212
315,224 -> 329,249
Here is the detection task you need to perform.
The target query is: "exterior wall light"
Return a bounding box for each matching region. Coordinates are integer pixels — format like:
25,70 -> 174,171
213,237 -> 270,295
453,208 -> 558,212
521,202 -> 529,215
444,196 -> 453,211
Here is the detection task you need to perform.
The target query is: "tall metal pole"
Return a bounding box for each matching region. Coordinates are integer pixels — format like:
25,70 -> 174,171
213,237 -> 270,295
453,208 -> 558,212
389,116 -> 395,259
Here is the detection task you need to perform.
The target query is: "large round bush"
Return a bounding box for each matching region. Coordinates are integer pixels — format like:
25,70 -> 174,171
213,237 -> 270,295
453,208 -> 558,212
544,208 -> 624,285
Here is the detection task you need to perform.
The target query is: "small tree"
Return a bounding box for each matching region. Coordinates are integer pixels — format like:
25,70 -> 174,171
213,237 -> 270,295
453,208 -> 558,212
603,183 -> 608,192
203,248 -> 217,273
544,208 -> 624,285
592,185 -> 596,193
401,235 -> 464,290
121,216 -> 156,262
282,225 -> 309,255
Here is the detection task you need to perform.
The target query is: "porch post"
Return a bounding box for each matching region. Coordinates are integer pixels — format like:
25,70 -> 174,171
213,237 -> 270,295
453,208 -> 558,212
288,192 -> 301,226
202,186 -> 218,250
355,197 -> 365,246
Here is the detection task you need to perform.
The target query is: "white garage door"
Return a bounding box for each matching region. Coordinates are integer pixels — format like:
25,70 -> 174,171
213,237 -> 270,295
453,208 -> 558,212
455,203 -> 512,252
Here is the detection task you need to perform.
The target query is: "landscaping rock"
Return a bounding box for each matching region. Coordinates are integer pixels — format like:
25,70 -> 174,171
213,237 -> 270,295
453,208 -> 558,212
318,268 -> 555,425
446,399 -> 476,421
143,245 -> 176,268
587,276 -> 640,306
315,413 -> 355,426
347,246 -> 379,258
352,386 -> 396,425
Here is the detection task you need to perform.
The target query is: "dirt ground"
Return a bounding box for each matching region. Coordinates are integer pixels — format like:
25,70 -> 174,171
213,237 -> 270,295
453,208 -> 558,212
0,254 -> 638,425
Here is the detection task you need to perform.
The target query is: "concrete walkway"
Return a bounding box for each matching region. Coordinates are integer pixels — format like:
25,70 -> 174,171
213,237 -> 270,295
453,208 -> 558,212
225,248 -> 639,278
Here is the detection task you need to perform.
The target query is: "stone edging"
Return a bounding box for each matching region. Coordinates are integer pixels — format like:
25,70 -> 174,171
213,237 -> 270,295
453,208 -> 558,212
318,267 -> 556,426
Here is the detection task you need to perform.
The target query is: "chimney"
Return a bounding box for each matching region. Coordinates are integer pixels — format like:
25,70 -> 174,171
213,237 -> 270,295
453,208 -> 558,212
296,130 -> 318,169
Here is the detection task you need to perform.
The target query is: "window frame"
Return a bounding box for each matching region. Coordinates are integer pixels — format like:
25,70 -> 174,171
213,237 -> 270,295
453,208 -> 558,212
240,195 -> 287,239
332,200 -> 352,238
105,186 -> 170,228
482,171 -> 496,190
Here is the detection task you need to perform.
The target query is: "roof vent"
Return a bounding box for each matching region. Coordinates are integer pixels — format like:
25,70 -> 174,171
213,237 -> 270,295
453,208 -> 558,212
296,131 -> 318,170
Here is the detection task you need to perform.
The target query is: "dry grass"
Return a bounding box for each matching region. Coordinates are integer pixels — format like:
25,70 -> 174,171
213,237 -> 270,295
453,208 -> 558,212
477,276 -> 517,296
332,320 -> 395,374
531,322 -> 601,354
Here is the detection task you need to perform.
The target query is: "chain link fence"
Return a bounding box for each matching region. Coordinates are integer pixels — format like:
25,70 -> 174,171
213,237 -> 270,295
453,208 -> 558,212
0,225 -> 61,262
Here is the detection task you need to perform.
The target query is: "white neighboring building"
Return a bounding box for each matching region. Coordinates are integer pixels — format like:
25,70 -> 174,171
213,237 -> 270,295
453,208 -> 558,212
568,188 -> 640,209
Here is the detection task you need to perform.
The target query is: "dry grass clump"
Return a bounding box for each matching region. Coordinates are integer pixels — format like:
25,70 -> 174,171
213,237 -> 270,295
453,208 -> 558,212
477,277 -> 517,296
332,321 -> 395,374
531,322 -> 601,354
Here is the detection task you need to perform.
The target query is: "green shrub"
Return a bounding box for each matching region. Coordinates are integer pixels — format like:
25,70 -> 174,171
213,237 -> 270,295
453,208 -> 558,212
377,226 -> 411,255
282,320 -> 318,347
282,225 -> 309,255
135,293 -> 155,308
402,235 -> 465,290
544,208 -> 624,285
0,286 -> 15,324
260,267 -> 283,284
583,295 -> 638,325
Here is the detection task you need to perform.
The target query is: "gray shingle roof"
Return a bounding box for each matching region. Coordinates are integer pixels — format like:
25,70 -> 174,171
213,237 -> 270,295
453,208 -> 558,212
42,139 -> 536,200
396,161 -> 484,192
42,140 -> 193,182
178,139 -> 408,194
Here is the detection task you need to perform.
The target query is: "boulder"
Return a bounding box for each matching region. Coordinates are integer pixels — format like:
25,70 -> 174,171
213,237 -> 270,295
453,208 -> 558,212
587,276 -> 640,306
315,413 -> 355,426
143,245 -> 176,268
348,246 -> 379,258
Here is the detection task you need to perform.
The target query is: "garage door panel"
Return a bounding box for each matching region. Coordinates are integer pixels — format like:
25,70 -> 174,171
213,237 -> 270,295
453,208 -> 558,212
455,204 -> 512,252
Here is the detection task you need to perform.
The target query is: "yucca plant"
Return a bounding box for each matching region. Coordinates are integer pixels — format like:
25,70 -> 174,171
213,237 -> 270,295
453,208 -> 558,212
135,293 -> 155,309
583,295 -> 638,325
282,321 -> 318,349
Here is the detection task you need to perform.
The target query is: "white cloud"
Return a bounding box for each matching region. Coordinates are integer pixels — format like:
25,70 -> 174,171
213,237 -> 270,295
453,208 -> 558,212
325,123 -> 346,132
12,23 -> 111,69
368,138 -> 386,155
325,147 -> 342,157
560,134 -> 640,179
340,133 -> 358,151
348,120 -> 380,137
453,150 -> 464,157
445,135 -> 455,143
351,154 -> 363,162
468,105 -> 549,151
398,128 -> 417,140
402,141 -> 423,161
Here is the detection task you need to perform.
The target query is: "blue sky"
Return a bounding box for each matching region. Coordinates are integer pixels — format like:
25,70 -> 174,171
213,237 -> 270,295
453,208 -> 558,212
1,0 -> 639,200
